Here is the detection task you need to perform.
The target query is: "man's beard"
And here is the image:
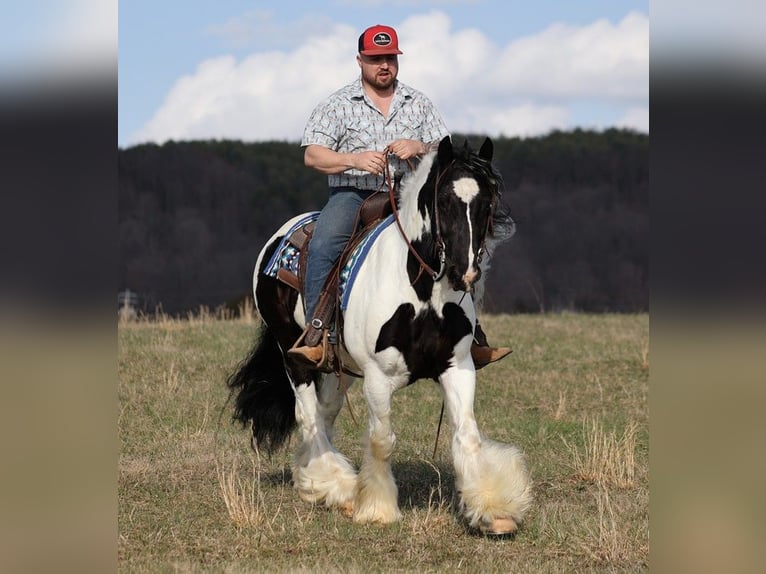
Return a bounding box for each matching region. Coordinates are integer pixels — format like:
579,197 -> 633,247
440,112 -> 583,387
365,70 -> 395,90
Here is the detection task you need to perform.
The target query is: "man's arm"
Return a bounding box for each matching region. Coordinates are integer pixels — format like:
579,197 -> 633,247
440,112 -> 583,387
304,145 -> 387,176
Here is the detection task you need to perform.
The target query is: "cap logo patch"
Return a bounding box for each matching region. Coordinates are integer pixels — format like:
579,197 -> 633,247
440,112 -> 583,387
372,33 -> 392,47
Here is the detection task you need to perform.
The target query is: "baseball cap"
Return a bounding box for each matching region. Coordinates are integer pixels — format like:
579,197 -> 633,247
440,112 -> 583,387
358,25 -> 403,56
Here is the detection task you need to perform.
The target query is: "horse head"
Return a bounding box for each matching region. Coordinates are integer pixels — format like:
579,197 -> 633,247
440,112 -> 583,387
428,136 -> 504,293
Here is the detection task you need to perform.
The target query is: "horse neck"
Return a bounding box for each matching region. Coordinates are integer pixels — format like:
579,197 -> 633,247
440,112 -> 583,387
397,153 -> 437,241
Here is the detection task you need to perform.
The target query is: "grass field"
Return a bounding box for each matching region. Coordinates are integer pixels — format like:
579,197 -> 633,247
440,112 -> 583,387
118,311 -> 648,572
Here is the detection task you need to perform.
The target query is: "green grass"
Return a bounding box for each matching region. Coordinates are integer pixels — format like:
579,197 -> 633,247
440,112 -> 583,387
119,312 -> 648,572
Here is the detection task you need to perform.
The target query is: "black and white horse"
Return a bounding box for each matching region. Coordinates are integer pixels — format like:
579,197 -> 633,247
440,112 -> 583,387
227,136 -> 532,535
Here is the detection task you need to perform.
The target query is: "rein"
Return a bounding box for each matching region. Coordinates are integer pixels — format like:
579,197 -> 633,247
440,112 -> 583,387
384,151 -> 451,283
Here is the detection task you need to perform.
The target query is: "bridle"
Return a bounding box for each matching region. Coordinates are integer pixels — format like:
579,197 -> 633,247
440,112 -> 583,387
384,152 -> 449,283
383,149 -> 494,287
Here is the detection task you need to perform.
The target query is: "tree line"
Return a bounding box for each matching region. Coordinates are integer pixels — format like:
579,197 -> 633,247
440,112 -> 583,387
118,129 -> 648,314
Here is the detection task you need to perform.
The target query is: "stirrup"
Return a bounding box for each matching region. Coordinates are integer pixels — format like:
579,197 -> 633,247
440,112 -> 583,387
288,328 -> 335,373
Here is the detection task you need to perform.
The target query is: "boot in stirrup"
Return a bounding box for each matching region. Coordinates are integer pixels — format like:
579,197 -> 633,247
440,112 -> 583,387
287,322 -> 334,372
471,322 -> 512,370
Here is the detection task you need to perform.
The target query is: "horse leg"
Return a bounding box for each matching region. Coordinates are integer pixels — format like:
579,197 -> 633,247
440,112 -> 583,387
353,371 -> 402,524
290,370 -> 357,514
317,372 -> 355,445
440,365 -> 533,535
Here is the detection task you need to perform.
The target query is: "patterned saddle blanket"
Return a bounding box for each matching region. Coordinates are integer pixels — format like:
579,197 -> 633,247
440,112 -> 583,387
263,213 -> 395,310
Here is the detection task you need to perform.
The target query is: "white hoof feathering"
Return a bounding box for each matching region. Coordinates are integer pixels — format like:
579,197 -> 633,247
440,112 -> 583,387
456,438 -> 533,530
353,455 -> 401,524
292,444 -> 358,511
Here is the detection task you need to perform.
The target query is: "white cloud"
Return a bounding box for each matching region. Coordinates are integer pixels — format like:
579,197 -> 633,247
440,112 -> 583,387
487,11 -> 648,101
450,104 -> 570,138
128,10 -> 648,145
130,22 -> 358,143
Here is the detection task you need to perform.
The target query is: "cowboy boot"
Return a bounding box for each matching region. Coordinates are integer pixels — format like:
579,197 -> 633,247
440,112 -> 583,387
471,322 -> 512,369
287,332 -> 325,367
287,274 -> 339,371
287,322 -> 336,372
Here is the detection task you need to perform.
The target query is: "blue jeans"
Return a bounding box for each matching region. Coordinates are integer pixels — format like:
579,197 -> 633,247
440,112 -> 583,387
304,187 -> 375,326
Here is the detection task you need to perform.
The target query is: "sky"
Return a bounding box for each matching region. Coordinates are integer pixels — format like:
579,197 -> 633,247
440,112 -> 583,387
5,2 -> 766,149
115,0 -> 649,148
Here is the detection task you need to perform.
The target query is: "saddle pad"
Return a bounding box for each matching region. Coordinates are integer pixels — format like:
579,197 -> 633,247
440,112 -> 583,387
262,213 -> 395,311
263,212 -> 320,279
339,215 -> 394,310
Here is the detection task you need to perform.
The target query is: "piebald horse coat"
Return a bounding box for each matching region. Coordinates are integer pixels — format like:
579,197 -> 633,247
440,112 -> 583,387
227,136 -> 532,535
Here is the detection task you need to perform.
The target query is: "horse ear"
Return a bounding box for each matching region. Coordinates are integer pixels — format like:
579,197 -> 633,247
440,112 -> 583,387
437,136 -> 453,162
479,137 -> 493,161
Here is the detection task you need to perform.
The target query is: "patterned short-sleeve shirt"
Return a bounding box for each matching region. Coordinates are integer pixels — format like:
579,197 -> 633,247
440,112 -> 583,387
301,78 -> 450,190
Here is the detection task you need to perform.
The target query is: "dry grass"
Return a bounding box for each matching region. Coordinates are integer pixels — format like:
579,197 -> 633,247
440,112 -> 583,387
118,297 -> 258,327
216,454 -> 280,530
119,312 -> 649,572
406,459 -> 452,536
579,485 -> 647,566
564,418 -> 639,489
553,389 -> 567,420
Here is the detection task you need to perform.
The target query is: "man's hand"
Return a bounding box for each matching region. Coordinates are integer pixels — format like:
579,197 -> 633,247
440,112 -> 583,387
386,139 -> 426,161
353,150 -> 388,175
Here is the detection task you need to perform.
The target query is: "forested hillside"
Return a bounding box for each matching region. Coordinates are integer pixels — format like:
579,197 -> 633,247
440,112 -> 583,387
118,129 -> 648,314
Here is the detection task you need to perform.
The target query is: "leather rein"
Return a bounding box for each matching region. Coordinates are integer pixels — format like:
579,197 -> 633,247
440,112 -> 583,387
384,150 -> 452,284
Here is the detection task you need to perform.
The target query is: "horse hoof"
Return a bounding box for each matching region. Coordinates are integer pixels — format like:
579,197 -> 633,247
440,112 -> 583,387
339,501 -> 354,518
481,517 -> 518,537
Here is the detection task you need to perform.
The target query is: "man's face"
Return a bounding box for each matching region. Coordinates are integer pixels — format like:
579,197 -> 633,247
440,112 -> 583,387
358,54 -> 399,90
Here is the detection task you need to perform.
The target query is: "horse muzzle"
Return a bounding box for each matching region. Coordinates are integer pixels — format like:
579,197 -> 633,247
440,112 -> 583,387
462,268 -> 480,290
448,266 -> 481,292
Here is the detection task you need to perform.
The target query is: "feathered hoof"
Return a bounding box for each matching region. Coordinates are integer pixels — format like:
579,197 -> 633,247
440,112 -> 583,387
339,501 -> 354,518
480,517 -> 518,537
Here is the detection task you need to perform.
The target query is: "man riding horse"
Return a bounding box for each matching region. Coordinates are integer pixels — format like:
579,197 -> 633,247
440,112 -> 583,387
289,24 -> 511,370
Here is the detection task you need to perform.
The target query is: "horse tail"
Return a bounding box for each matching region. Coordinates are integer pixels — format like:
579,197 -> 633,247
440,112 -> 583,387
226,323 -> 296,454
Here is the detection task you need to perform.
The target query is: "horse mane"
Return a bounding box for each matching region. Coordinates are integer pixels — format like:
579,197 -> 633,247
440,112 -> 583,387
454,140 -> 516,244
395,152 -> 436,239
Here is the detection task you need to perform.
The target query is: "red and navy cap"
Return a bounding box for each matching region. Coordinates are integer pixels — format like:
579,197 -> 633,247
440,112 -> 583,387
358,25 -> 403,56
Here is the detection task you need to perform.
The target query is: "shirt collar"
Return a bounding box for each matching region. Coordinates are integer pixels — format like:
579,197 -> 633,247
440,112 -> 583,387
349,77 -> 412,100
